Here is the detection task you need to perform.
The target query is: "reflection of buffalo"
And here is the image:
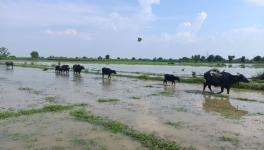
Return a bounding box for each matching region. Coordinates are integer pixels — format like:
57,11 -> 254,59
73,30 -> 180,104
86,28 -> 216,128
5,61 -> 14,69
73,64 -> 85,75
203,70 -> 249,94
55,65 -> 60,73
203,95 -> 247,119
102,67 -> 116,79
163,74 -> 180,86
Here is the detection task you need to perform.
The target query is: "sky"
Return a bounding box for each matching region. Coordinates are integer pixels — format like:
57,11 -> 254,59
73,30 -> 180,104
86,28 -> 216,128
1,0 -> 264,58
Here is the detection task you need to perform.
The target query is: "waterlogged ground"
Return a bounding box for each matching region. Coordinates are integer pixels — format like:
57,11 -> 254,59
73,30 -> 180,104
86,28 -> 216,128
1,66 -> 264,150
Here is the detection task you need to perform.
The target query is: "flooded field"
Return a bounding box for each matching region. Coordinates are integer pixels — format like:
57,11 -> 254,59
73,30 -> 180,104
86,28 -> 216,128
6,60 -> 264,77
1,66 -> 264,150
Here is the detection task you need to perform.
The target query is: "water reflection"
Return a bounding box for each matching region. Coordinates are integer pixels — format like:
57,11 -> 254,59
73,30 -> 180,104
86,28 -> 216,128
202,95 -> 248,119
102,78 -> 112,90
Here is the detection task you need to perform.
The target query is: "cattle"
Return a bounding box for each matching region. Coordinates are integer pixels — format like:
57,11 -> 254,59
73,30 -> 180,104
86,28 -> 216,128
55,65 -> 60,73
163,74 -> 180,86
203,69 -> 249,94
102,67 -> 116,79
59,65 -> 70,74
5,61 -> 14,69
73,64 -> 85,74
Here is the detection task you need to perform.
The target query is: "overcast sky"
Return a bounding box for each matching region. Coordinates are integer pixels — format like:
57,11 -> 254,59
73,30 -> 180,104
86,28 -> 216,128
1,0 -> 264,58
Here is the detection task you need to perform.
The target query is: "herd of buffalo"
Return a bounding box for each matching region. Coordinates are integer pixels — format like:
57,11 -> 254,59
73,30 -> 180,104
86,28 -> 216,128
4,61 -> 250,94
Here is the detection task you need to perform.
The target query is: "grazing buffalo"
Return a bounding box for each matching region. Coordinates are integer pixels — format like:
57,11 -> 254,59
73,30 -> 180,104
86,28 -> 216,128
55,65 -> 61,73
203,70 -> 249,94
163,74 -> 180,86
102,67 -> 116,79
60,65 -> 70,74
73,64 -> 85,74
5,61 -> 14,69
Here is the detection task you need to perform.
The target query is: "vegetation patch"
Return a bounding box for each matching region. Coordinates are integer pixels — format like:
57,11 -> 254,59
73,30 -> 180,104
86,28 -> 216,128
175,107 -> 188,112
165,121 -> 186,129
130,96 -> 141,100
70,109 -> 194,150
45,96 -> 57,103
97,98 -> 120,103
234,97 -> 258,102
202,92 -> 229,98
219,135 -> 239,145
72,138 -> 107,150
0,104 -> 85,120
18,87 -> 41,95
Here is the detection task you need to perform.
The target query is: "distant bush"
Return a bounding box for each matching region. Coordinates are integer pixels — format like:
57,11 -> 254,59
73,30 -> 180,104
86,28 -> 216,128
253,72 -> 264,80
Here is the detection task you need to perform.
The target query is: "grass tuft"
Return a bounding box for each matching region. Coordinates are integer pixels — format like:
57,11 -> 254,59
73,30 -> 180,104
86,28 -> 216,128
70,109 -> 193,150
97,98 -> 120,103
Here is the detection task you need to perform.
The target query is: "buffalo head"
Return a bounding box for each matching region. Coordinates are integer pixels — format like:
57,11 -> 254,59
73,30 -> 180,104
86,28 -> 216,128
237,74 -> 249,83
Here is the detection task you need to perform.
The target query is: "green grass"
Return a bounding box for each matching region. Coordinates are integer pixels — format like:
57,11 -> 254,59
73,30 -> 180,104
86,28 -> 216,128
219,135 -> 239,145
45,96 -> 57,103
202,92 -> 229,98
0,104 -> 86,120
159,91 -> 174,97
130,96 -> 141,100
165,121 -> 185,129
234,97 -> 258,102
70,109 -> 194,150
97,98 -> 120,103
175,107 -> 188,112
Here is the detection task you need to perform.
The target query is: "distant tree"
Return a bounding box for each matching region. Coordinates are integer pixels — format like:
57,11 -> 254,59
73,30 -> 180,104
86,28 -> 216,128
192,55 -> 201,62
240,56 -> 246,63
200,56 -> 206,62
98,56 -> 103,60
253,56 -> 262,62
153,57 -> 157,61
82,56 -> 87,59
228,55 -> 235,63
105,54 -> 110,59
131,57 -> 136,60
157,57 -> 163,61
207,55 -> 215,62
214,55 -> 225,62
117,57 -> 120,60
0,47 -> 10,57
30,51 -> 39,58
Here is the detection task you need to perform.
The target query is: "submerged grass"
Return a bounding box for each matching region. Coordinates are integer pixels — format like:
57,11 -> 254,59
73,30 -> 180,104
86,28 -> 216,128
45,96 -> 57,103
0,104 -> 86,120
219,135 -> 239,145
165,121 -> 185,129
70,109 -> 194,150
97,98 -> 120,103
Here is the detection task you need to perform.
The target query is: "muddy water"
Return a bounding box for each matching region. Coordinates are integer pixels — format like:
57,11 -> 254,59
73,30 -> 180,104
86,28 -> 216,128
1,66 -> 264,149
7,60 -> 264,77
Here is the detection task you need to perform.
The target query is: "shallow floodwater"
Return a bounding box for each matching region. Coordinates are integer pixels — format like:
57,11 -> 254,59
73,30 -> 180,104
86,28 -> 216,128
8,60 -> 264,77
1,66 -> 264,150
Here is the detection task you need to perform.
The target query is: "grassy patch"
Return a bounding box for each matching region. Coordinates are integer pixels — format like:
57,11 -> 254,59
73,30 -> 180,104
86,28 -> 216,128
151,91 -> 174,97
45,96 -> 57,103
18,87 -> 41,95
70,109 -> 194,150
219,135 -> 239,145
175,107 -> 188,112
97,98 -> 120,103
144,85 -> 154,88
72,138 -> 107,150
165,121 -> 185,129
0,104 -> 85,120
202,92 -> 229,98
234,97 -> 258,102
130,96 -> 141,100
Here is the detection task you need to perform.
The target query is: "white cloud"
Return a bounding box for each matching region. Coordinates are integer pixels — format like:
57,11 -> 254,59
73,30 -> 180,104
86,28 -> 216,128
246,0 -> 264,6
138,0 -> 160,16
45,29 -> 78,36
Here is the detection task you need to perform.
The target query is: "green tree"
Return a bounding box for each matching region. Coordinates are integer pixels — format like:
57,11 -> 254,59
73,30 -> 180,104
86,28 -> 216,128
105,54 -> 110,59
207,55 -> 215,62
131,57 -> 136,60
228,55 -> 235,63
240,56 -> 246,63
98,56 -> 103,60
0,47 -> 10,57
30,51 -> 39,58
253,56 -> 262,62
214,55 -> 225,62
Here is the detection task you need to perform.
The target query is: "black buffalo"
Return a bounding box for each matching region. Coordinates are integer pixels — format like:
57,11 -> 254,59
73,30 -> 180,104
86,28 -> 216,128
59,65 -> 70,74
102,67 -> 116,79
203,70 -> 249,94
55,65 -> 61,73
73,64 -> 85,74
5,61 -> 14,69
163,74 -> 180,86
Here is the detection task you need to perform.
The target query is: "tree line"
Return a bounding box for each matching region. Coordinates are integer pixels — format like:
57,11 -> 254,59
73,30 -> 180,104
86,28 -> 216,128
1,46 -> 264,63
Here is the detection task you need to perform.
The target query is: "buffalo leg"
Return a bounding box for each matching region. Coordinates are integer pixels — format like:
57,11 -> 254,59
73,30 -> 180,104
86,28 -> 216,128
208,84 -> 213,93
203,82 -> 207,91
218,87 -> 224,94
102,74 -> 104,78
227,87 -> 230,94
172,81 -> 175,86
163,80 -> 167,85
